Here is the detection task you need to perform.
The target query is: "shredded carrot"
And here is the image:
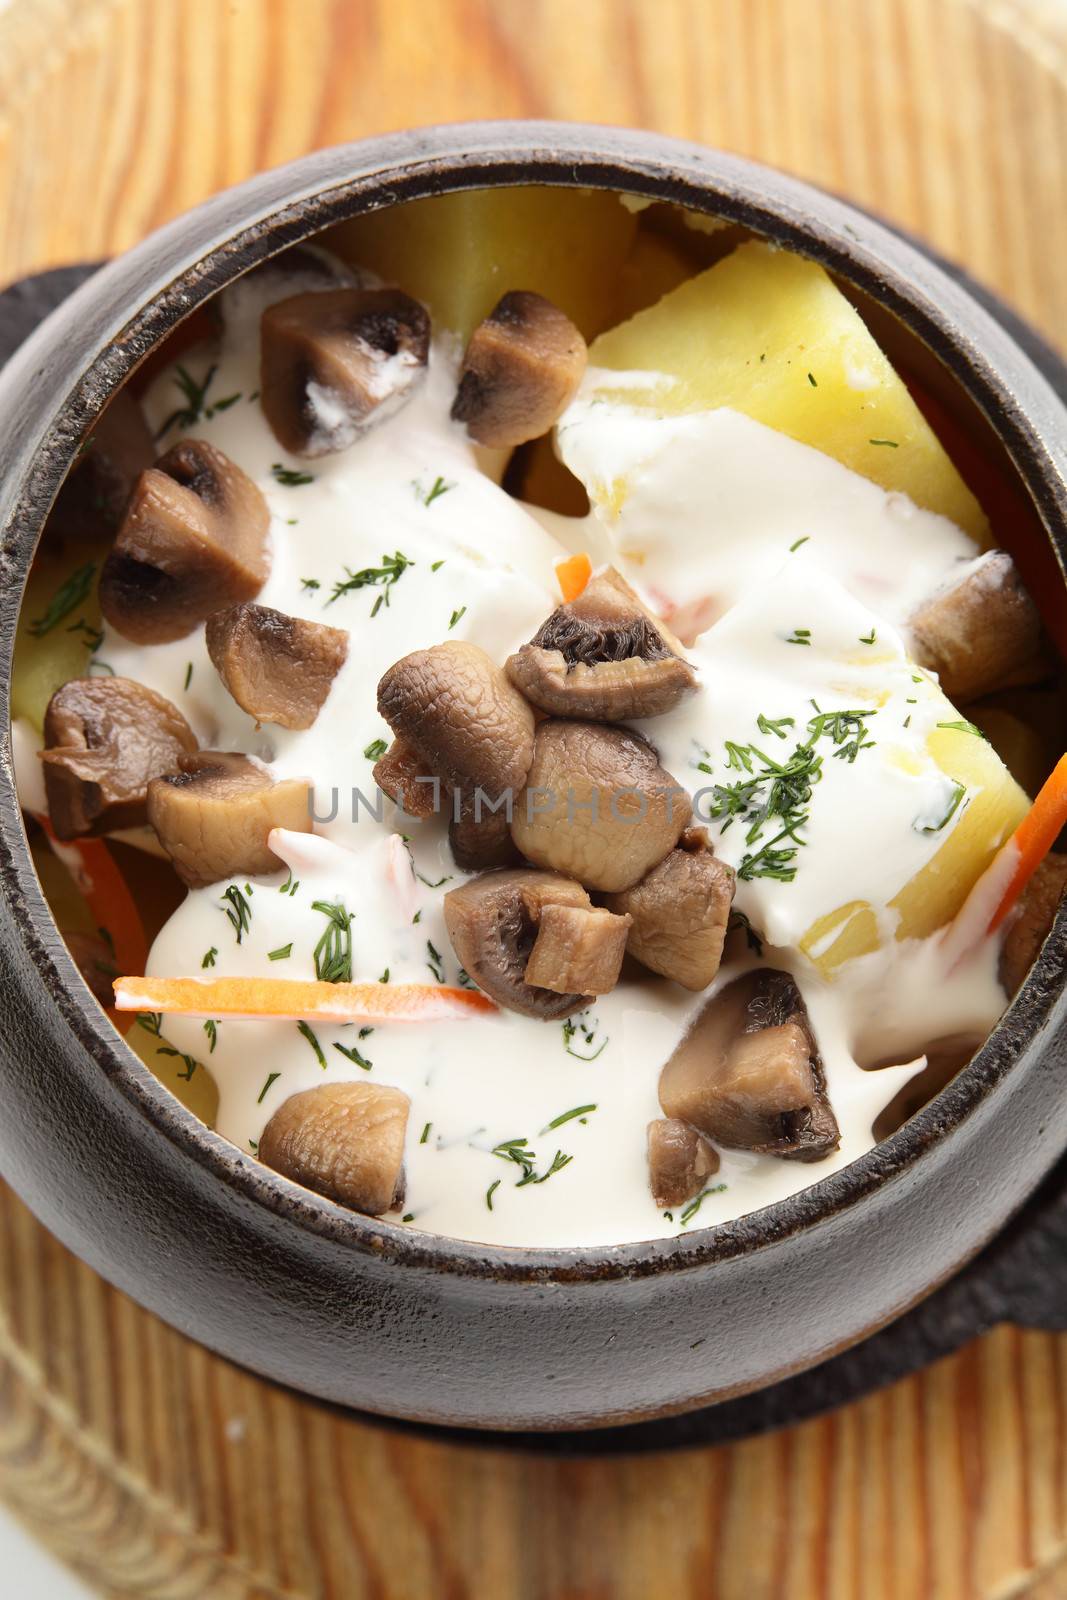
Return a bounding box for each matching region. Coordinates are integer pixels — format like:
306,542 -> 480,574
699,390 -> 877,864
988,753 -> 1067,932
37,818 -> 148,1027
112,975 -> 497,1024
555,552 -> 592,604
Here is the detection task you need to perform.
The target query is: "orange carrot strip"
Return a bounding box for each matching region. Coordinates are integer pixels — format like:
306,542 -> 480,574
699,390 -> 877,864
113,976 -> 497,1024
37,817 -> 148,1028
988,753 -> 1067,932
555,552 -> 592,604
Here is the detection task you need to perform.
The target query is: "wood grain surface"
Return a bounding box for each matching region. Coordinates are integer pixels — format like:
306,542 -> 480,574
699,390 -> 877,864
0,0 -> 1065,1594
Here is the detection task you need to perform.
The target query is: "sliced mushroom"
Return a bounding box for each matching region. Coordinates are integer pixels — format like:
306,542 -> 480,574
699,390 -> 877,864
647,1118 -> 720,1209
506,568 -> 698,720
147,751 -> 311,887
442,868 -> 596,1019
659,970 -> 840,1162
451,290 -> 587,449
999,853 -> 1067,994
205,602 -> 348,730
372,737 -> 438,819
259,1081 -> 410,1216
604,834 -> 735,990
524,903 -> 632,995
908,551 -> 1046,703
100,439 -> 270,645
378,642 -> 535,795
64,930 -> 119,1008
448,801 -> 522,871
40,676 -> 197,840
48,388 -> 155,546
260,287 -> 430,456
511,720 -> 691,893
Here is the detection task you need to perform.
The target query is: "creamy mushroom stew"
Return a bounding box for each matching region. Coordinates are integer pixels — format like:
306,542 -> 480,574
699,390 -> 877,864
12,190 -> 1067,1247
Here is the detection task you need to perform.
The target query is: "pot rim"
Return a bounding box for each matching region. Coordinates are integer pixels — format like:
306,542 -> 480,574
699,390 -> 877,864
2,119 -> 1065,1286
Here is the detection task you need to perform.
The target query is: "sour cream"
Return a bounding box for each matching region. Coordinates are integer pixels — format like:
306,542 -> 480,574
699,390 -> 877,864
25,265 -> 1014,1248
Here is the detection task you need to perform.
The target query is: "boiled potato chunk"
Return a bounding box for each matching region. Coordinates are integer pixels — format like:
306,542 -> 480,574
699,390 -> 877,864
800,713 -> 1029,975
127,1023 -> 219,1124
588,241 -> 989,542
11,548 -> 105,732
326,186 -> 637,342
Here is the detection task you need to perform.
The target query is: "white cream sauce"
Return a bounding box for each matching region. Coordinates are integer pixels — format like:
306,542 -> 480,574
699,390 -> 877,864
22,264 -> 1012,1247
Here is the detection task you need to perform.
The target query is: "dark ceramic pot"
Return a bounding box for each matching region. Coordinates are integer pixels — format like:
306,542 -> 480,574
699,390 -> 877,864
0,123 -> 1064,1432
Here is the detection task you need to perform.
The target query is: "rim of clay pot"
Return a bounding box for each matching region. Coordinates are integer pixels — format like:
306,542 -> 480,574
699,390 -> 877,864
1,120 -> 1064,1285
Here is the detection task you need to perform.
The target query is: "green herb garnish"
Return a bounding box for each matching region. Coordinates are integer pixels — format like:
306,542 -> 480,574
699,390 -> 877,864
202,946 -> 218,969
414,475 -> 455,506
221,884 -> 252,944
297,1020 -> 326,1068
680,1183 -> 728,1226
258,1072 -> 280,1104
312,901 -> 353,984
29,563 -> 96,637
542,1104 -> 597,1133
326,550 -> 413,615
333,1040 -> 372,1070
271,462 -> 314,487
268,944 -> 292,962
364,738 -> 388,760
203,1019 -> 218,1053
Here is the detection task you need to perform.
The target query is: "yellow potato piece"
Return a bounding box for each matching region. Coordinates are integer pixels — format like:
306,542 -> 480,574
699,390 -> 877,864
127,1022 -> 219,1126
588,241 -> 988,542
12,548 -> 105,732
325,186 -> 636,341
800,714 -> 1029,975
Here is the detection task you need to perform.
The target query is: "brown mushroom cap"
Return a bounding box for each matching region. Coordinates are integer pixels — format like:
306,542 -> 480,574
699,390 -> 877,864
448,803 -> 523,871
659,970 -> 839,1162
604,834 -> 736,990
511,720 -> 691,893
260,287 -> 430,457
372,737 -> 438,819
523,902 -> 632,995
259,1081 -> 410,1216
999,852 -> 1067,994
909,550 -> 1046,704
100,439 -> 270,645
205,602 -> 348,730
442,868 -> 595,1019
506,568 -> 698,720
647,1119 -> 720,1209
147,751 -> 311,887
48,388 -> 155,547
41,676 -> 197,840
377,641 -> 535,799
451,290 -> 587,450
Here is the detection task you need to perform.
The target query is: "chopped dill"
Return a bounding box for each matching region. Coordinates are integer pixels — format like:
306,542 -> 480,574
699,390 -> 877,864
680,1183 -> 728,1226
271,462 -> 314,487
201,946 -> 218,969
296,1020 -> 326,1068
333,1040 -> 372,1070
203,1019 -> 218,1053
268,943 -> 292,962
326,550 -> 413,614
542,1104 -> 597,1133
312,900 -> 353,984
29,563 -> 96,636
413,475 -> 455,507
426,939 -> 445,983
221,884 -> 252,943
257,1072 -> 280,1104
364,738 -> 388,760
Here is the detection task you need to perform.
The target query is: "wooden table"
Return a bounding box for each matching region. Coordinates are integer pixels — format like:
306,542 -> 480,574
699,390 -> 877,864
0,1 -> 1065,1594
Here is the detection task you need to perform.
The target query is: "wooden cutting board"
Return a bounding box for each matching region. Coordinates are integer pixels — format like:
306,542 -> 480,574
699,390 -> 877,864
1,0 -> 1066,1594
